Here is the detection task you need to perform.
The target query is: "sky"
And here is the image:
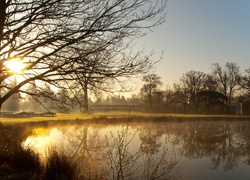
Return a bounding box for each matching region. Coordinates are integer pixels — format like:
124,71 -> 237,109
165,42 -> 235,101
135,0 -> 250,87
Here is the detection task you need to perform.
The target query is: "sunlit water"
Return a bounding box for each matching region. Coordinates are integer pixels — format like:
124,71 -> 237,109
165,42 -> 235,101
23,121 -> 250,179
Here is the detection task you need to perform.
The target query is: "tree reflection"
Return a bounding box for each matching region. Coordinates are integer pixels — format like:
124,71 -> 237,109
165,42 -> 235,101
209,124 -> 240,171
138,124 -> 179,179
139,124 -> 164,154
238,122 -> 250,165
64,125 -> 107,179
179,122 -> 241,170
34,124 -> 179,180
106,126 -> 141,179
21,121 -> 250,179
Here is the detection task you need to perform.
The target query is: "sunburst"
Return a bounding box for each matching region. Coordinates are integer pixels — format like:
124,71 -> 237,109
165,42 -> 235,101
4,59 -> 26,73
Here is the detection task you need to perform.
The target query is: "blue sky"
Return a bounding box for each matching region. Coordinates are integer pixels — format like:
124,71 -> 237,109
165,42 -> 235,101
135,0 -> 250,86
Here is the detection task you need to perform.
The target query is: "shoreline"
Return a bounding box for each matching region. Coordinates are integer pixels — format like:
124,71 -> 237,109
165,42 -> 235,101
1,112 -> 250,125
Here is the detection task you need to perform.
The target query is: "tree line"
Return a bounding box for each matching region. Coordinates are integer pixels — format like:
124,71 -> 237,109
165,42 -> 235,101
139,62 -> 250,114
4,61 -> 250,115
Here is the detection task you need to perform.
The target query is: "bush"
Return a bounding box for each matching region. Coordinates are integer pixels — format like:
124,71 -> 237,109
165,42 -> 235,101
43,151 -> 77,180
0,123 -> 41,179
12,146 -> 41,171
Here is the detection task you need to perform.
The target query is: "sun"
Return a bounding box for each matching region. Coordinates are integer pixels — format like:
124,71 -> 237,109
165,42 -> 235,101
4,59 -> 26,73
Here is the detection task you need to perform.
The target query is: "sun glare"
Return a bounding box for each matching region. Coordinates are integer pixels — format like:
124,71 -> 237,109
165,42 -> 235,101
4,59 -> 26,73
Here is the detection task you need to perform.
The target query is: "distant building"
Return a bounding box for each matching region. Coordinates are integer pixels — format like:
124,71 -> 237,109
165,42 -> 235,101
90,105 -> 142,112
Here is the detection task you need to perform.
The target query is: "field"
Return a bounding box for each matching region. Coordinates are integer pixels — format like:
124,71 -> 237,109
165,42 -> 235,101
1,112 -> 250,124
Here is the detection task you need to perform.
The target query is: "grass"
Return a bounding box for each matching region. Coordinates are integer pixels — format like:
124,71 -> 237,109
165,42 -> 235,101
1,112 -> 250,124
44,150 -> 77,180
0,122 -> 77,180
0,123 -> 41,180
0,113 -> 92,123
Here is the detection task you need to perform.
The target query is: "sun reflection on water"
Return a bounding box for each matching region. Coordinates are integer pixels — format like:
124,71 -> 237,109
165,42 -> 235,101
19,121 -> 250,179
22,127 -> 66,160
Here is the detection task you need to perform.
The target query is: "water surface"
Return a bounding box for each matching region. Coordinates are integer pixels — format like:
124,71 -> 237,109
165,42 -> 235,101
23,120 -> 250,179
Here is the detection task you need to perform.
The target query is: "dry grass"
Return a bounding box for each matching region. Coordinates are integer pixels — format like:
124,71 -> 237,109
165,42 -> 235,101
0,113 -> 91,124
1,112 -> 250,124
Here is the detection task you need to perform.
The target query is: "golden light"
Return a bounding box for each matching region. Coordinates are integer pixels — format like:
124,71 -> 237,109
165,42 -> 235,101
4,58 -> 26,73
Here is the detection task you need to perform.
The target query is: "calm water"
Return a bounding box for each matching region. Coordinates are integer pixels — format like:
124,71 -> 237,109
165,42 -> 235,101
23,121 -> 250,180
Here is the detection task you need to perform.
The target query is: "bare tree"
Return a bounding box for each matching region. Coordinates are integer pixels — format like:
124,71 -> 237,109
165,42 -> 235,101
198,90 -> 227,114
180,70 -> 208,112
0,0 -> 167,113
73,48 -> 157,113
239,68 -> 250,96
173,71 -> 208,114
173,80 -> 189,114
140,73 -> 162,109
212,62 -> 240,113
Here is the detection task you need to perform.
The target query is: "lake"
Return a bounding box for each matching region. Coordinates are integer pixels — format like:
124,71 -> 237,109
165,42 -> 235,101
23,120 -> 250,180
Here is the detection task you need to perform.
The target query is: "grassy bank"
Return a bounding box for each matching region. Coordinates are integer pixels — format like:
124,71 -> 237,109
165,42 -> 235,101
1,112 -> 250,124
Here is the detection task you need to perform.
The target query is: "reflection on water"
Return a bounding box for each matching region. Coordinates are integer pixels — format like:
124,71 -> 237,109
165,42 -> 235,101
23,121 -> 250,179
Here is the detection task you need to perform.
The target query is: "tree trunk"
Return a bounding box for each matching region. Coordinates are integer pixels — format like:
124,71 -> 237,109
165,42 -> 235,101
183,102 -> 187,114
83,82 -> 89,113
0,101 -> 2,116
0,0 -> 6,42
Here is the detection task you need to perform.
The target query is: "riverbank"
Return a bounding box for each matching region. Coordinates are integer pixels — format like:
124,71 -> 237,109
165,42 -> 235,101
1,112 -> 250,124
1,114 -> 250,179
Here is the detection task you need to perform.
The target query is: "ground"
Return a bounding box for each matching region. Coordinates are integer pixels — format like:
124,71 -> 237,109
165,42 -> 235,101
1,112 -> 250,124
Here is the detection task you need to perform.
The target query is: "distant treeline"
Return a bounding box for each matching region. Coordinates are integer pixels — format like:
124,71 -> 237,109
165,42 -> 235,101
3,62 -> 250,115
91,62 -> 250,115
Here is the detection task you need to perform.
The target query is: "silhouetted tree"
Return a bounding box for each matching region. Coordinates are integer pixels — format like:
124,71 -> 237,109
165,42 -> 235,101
162,86 -> 176,113
180,71 -> 208,112
0,0 -> 167,113
140,74 -> 162,109
239,68 -> 250,96
173,79 -> 190,114
204,74 -> 218,91
152,90 -> 165,110
198,90 -> 227,114
212,62 -> 240,113
73,50 -> 152,113
2,77 -> 19,111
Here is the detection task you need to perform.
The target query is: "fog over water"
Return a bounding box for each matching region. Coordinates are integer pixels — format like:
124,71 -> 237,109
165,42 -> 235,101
23,121 -> 250,179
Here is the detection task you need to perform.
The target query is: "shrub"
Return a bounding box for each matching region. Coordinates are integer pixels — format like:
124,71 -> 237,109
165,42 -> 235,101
0,123 -> 41,179
12,146 -> 41,171
43,151 -> 77,180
